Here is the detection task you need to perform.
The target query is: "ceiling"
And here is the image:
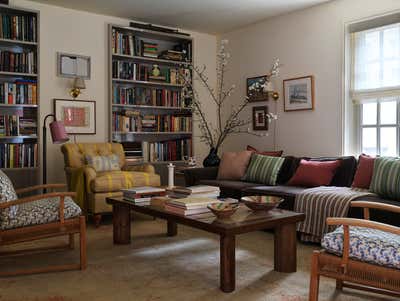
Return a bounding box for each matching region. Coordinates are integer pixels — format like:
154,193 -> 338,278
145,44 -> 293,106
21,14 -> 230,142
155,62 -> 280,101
34,0 -> 331,34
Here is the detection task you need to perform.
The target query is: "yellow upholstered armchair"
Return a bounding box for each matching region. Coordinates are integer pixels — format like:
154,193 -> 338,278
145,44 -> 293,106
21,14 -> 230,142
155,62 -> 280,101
61,143 -> 160,226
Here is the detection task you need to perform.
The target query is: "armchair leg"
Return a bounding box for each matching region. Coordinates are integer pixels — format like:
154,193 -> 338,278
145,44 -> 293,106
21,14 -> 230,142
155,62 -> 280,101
309,251 -> 320,301
80,216 -> 87,270
69,234 -> 75,249
93,214 -> 102,228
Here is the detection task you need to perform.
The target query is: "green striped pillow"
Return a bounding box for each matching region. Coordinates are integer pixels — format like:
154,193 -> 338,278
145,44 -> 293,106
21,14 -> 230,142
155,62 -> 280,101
244,154 -> 285,185
370,157 -> 400,199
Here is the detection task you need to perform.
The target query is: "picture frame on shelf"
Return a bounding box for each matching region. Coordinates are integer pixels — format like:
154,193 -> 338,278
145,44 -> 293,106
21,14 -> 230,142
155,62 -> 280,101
252,106 -> 269,131
247,75 -> 269,102
283,75 -> 315,112
54,99 -> 96,134
57,52 -> 91,79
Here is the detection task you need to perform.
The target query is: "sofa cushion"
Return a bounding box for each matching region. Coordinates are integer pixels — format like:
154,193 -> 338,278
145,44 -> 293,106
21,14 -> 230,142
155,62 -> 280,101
247,145 -> 283,157
86,154 -> 121,172
244,154 -> 285,185
0,170 -> 18,222
322,225 -> 400,270
91,171 -> 160,193
287,159 -> 341,187
370,157 -> 400,200
352,154 -> 376,189
217,150 -> 252,180
199,179 -> 260,191
1,196 -> 81,230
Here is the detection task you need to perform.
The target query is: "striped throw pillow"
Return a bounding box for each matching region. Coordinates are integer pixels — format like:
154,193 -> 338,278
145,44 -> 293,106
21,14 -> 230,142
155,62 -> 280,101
244,154 -> 285,185
370,157 -> 400,199
86,154 -> 121,172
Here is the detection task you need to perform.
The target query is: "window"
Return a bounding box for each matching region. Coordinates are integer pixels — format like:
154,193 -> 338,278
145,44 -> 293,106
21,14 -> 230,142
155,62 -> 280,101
351,21 -> 400,156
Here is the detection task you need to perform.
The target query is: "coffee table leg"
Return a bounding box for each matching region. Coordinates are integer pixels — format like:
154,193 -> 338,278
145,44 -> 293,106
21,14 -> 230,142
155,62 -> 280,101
274,222 -> 297,272
220,234 -> 235,292
167,220 -> 177,237
112,203 -> 131,244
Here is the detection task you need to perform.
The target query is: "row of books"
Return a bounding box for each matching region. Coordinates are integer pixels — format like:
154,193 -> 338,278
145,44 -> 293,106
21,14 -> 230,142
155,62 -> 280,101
155,115 -> 192,132
0,143 -> 38,168
0,80 -> 37,104
0,14 -> 37,42
0,115 -> 37,136
0,50 -> 37,74
112,29 -> 135,56
112,61 -> 189,85
144,139 -> 192,162
113,86 -> 185,108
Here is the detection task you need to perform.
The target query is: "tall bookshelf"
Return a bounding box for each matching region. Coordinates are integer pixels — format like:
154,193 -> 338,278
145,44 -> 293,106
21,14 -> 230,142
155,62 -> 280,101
108,24 -> 193,164
0,4 -> 39,189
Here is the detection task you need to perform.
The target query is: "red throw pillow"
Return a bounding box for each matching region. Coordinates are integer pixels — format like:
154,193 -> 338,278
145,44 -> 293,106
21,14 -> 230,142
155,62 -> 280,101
287,159 -> 341,187
246,145 -> 283,157
352,154 -> 376,189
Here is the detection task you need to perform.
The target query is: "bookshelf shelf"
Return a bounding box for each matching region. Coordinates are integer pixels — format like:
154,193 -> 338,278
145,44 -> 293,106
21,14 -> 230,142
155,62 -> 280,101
112,103 -> 191,111
0,6 -> 40,188
112,78 -> 183,88
112,53 -> 191,66
113,131 -> 192,135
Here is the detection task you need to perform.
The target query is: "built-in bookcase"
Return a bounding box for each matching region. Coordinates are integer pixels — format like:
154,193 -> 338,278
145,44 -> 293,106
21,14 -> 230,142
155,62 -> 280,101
108,24 -> 193,164
0,4 -> 39,188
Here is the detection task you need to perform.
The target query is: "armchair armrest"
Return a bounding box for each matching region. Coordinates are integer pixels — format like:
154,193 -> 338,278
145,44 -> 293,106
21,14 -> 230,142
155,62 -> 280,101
123,163 -> 156,174
183,167 -> 218,186
16,184 -> 67,195
351,201 -> 400,220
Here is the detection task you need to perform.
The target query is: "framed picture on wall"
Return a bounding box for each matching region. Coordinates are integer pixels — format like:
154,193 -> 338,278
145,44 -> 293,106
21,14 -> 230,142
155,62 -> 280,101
57,52 -> 91,79
252,106 -> 269,131
54,99 -> 96,134
247,75 -> 269,102
283,75 -> 315,111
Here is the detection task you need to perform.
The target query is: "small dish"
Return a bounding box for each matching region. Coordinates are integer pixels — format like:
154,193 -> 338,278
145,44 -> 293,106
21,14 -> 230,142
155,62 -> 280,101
241,195 -> 283,212
207,202 -> 240,219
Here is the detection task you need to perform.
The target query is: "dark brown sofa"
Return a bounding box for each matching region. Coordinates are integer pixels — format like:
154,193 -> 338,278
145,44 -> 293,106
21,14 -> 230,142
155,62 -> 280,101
183,155 -> 400,226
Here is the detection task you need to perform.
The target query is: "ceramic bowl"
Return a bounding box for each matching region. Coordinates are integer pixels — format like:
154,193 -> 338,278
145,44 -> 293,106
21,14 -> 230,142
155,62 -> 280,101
240,195 -> 283,212
207,203 -> 240,219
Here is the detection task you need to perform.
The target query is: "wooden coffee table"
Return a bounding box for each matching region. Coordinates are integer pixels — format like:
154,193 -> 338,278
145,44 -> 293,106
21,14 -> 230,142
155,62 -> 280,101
106,197 -> 305,293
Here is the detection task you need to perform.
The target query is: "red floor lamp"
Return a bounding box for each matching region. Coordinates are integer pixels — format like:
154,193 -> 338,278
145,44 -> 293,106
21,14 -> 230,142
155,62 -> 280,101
42,114 -> 69,185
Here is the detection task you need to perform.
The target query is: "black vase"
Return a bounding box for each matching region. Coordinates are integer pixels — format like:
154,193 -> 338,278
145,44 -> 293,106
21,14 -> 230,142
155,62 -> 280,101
203,148 -> 220,167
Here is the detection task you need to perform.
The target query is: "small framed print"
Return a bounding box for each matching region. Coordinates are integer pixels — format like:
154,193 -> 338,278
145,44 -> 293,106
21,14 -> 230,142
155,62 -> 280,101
283,75 -> 315,111
252,106 -> 268,131
54,99 -> 96,134
247,75 -> 268,102
57,52 -> 91,79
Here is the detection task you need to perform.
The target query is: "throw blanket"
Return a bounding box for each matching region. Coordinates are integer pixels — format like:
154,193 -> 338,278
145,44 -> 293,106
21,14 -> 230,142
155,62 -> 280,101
68,167 -> 87,214
294,186 -> 375,243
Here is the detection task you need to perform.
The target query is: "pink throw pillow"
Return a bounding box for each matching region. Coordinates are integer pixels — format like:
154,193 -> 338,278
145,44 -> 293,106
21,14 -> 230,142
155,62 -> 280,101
217,151 -> 252,180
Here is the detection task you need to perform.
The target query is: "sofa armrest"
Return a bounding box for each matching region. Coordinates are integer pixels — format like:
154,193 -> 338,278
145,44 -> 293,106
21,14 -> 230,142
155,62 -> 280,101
123,163 -> 156,174
183,167 -> 219,186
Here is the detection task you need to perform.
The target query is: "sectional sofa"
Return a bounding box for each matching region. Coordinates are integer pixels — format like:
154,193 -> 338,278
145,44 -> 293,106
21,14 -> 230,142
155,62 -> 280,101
183,155 -> 400,227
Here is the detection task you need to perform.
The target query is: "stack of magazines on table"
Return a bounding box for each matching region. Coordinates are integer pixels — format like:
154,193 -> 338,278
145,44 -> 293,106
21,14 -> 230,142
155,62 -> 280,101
164,197 -> 222,216
121,186 -> 166,205
167,185 -> 220,199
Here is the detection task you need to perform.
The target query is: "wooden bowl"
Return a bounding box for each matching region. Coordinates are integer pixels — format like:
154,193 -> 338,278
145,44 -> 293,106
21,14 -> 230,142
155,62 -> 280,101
241,195 -> 283,212
207,203 -> 240,219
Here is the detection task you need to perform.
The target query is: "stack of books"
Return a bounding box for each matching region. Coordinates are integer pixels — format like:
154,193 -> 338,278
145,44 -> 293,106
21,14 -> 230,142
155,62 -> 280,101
168,185 -> 220,199
122,186 -> 166,205
164,197 -> 221,216
159,50 -> 185,61
141,41 -> 158,58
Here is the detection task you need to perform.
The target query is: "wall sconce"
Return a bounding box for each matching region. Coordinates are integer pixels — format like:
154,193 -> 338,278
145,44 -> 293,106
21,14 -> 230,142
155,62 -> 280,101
70,77 -> 86,99
263,81 -> 279,101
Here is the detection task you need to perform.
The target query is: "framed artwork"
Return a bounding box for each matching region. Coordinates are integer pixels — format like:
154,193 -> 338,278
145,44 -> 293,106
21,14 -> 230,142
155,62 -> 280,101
57,52 -> 91,79
54,99 -> 96,134
283,75 -> 315,111
247,75 -> 269,102
252,106 -> 269,131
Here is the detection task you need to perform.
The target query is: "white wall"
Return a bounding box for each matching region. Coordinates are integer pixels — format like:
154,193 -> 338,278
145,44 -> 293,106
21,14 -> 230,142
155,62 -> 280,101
220,0 -> 400,157
11,0 -> 217,183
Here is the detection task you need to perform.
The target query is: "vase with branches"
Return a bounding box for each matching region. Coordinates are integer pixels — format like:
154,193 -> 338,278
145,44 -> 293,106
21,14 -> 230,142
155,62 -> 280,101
181,40 -> 281,166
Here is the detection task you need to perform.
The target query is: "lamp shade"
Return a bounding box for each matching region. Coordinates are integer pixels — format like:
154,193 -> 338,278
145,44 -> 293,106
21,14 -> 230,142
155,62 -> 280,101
49,120 -> 69,144
263,81 -> 275,92
73,77 -> 86,89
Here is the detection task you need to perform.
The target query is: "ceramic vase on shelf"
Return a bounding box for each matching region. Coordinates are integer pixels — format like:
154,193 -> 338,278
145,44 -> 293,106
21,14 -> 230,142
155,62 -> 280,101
203,148 -> 220,167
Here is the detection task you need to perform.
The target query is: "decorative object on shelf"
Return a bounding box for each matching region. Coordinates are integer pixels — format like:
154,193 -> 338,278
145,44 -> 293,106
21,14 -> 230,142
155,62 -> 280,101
42,114 -> 69,184
181,40 -> 281,164
152,64 -> 161,77
54,99 -> 96,134
167,162 -> 175,189
203,147 -> 220,167
252,106 -> 269,131
283,75 -> 315,111
70,77 -> 86,99
57,52 -> 91,79
247,76 -> 269,102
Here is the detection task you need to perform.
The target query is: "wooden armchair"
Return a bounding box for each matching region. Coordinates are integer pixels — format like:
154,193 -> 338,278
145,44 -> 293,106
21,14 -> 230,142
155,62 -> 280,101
309,201 -> 400,300
0,183 -> 86,276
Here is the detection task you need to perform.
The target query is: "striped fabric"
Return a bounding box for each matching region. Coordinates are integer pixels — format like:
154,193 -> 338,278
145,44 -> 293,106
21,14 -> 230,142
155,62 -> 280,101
244,154 -> 285,185
370,157 -> 400,200
294,186 -> 374,243
85,154 -> 121,172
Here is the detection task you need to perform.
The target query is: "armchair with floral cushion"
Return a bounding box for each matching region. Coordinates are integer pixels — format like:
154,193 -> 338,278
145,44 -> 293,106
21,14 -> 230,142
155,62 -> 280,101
0,170 -> 86,276
61,142 -> 160,227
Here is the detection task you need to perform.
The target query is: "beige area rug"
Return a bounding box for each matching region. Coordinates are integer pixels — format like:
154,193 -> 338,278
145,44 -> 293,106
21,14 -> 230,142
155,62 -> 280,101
0,215 -> 396,301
